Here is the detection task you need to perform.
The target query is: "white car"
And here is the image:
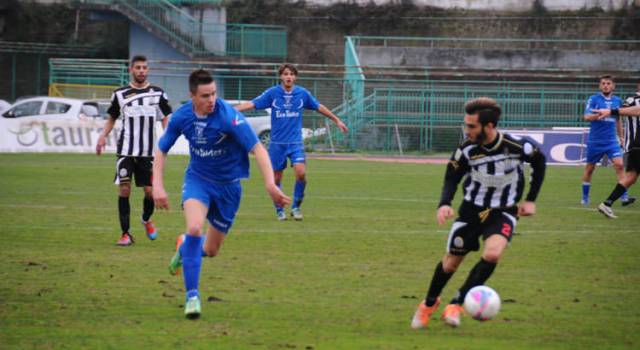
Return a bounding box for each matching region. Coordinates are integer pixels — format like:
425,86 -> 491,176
227,100 -> 271,146
0,99 -> 10,114
1,96 -> 105,121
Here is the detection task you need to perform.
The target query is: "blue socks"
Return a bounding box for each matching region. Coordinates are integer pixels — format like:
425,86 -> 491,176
582,182 -> 591,201
293,180 -> 306,208
272,180 -> 306,210
274,183 -> 284,212
180,235 -> 202,300
621,189 -> 629,201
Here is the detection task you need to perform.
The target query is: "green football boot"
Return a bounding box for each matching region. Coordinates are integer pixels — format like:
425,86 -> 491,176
184,296 -> 201,319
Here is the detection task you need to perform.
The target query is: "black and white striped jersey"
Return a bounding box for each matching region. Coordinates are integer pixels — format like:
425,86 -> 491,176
439,132 -> 546,209
622,93 -> 640,151
108,84 -> 172,157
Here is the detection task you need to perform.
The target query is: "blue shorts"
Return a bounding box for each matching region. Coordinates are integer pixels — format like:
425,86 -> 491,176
182,175 -> 242,234
269,143 -> 305,171
586,143 -> 622,164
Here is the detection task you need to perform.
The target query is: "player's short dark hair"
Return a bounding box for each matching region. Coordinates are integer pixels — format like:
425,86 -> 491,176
278,63 -> 298,76
599,74 -> 615,82
189,69 -> 214,93
464,97 -> 501,127
130,55 -> 147,66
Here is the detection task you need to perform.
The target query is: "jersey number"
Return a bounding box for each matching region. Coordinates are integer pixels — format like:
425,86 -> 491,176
501,223 -> 512,237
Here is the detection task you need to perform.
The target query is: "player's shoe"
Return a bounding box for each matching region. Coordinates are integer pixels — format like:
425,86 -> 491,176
597,203 -> 618,219
168,234 -> 185,276
441,303 -> 464,328
621,196 -> 636,207
291,207 -> 303,221
580,197 -> 590,205
410,298 -> 440,329
117,232 -> 134,246
142,219 -> 157,240
184,295 -> 201,319
276,209 -> 287,221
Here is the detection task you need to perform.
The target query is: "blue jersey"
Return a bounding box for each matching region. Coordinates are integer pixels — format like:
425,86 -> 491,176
584,93 -> 622,145
158,98 -> 259,183
252,85 -> 320,144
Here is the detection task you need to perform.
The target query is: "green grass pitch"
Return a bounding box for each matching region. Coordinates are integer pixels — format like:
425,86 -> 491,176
0,153 -> 638,349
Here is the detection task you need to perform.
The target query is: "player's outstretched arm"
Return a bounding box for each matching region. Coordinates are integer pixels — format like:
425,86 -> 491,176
96,118 -> 116,155
595,105 -> 640,118
252,143 -> 291,207
152,149 -> 170,210
317,104 -> 349,133
583,113 -> 600,121
234,101 -> 255,113
621,105 -> 640,115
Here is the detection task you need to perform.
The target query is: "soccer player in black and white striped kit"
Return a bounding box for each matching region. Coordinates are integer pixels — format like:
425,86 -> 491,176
411,97 -> 546,329
596,81 -> 640,218
96,55 -> 172,246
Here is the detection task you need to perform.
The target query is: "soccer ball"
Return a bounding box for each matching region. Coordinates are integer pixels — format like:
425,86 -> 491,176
463,285 -> 501,321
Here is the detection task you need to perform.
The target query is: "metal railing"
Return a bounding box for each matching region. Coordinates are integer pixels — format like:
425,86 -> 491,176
48,58 -> 639,153
0,41 -> 99,55
76,0 -> 287,58
349,35 -> 640,51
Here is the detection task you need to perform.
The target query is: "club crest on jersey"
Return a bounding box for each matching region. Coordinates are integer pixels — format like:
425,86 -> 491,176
283,95 -> 293,109
194,121 -> 207,144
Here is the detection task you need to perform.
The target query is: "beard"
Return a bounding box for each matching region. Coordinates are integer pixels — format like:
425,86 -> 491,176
475,126 -> 487,144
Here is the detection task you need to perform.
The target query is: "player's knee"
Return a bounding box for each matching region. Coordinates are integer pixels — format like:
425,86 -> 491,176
442,263 -> 458,274
203,246 -> 219,257
442,256 -> 461,273
482,251 -> 502,263
119,187 -> 131,197
295,172 -> 306,182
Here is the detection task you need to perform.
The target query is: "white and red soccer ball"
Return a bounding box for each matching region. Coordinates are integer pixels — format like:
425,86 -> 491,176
463,285 -> 501,321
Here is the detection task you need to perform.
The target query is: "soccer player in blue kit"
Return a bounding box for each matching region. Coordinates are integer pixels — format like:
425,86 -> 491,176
152,69 -> 291,319
235,64 -> 349,221
581,75 -> 634,206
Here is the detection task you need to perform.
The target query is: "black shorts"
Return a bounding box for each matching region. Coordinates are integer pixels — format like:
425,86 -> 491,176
446,202 -> 518,256
625,148 -> 640,173
114,156 -> 153,187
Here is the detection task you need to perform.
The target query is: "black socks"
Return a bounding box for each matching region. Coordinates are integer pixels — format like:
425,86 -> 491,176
142,195 -> 154,222
451,258 -> 497,305
604,183 -> 627,206
425,262 -> 454,306
118,196 -> 130,233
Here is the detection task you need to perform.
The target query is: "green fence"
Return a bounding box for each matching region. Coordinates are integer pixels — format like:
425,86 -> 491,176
226,24 -> 287,59
48,58 -> 638,154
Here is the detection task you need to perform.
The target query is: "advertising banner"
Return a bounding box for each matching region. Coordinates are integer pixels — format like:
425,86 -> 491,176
0,117 -> 190,155
505,128 -> 589,165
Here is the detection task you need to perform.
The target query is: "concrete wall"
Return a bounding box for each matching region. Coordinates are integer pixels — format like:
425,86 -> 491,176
357,46 -> 640,70
129,23 -> 190,109
183,6 -> 226,55
305,0 -> 638,11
